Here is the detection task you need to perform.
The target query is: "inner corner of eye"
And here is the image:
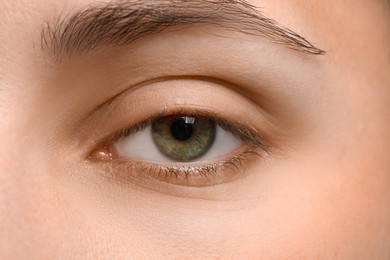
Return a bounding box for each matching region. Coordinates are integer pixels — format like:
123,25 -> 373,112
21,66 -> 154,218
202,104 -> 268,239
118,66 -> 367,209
89,145 -> 114,161
113,115 -> 243,163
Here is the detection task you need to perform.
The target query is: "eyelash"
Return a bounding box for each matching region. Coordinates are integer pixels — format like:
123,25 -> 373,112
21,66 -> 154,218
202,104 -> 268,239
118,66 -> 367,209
89,107 -> 270,186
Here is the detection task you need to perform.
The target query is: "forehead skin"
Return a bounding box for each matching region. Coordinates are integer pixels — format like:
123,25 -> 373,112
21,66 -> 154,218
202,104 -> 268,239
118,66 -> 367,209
0,0 -> 390,259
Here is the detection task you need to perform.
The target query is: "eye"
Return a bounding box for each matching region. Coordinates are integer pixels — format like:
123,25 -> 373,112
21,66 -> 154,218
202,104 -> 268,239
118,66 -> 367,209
89,109 -> 270,187
115,116 -> 241,163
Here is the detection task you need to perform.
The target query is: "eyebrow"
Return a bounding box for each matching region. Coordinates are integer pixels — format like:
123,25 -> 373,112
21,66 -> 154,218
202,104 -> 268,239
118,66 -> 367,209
41,0 -> 325,59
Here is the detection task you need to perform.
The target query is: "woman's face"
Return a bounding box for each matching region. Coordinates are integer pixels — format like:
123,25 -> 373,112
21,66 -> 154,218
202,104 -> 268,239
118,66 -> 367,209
0,0 -> 389,258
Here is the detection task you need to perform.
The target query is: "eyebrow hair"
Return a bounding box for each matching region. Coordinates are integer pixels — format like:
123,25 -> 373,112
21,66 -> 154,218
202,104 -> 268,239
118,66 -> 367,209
41,0 -> 325,59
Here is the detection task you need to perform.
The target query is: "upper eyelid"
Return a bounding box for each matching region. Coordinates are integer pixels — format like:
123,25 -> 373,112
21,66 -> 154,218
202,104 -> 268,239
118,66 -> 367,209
41,0 -> 325,60
76,77 -> 283,161
79,75 -> 275,135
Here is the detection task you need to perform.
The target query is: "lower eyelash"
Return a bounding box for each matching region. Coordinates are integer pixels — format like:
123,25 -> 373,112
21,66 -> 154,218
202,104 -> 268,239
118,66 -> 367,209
107,145 -> 263,187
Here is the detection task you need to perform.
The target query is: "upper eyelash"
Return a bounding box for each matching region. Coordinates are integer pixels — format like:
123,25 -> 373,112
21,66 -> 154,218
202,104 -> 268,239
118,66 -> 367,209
113,107 -> 270,153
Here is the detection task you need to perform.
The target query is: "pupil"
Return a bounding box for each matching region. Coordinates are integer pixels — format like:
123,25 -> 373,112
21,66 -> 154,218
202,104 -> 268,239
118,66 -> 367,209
171,118 -> 193,141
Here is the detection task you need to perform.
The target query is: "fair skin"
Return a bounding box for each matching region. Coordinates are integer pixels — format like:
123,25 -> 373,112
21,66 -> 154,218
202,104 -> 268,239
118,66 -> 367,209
0,0 -> 389,259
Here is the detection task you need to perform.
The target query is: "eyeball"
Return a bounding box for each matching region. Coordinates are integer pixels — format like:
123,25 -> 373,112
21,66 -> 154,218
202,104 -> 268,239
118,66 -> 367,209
114,116 -> 242,163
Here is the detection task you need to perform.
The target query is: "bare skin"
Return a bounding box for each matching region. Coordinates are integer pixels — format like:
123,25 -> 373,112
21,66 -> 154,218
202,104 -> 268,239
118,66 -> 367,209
0,0 -> 389,259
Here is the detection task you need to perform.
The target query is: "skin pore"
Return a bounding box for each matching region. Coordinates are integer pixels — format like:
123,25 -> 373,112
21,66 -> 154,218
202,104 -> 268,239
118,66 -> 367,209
0,0 -> 389,259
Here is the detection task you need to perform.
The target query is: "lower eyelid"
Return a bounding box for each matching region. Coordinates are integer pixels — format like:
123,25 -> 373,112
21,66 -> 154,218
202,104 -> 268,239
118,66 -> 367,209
100,144 -> 263,188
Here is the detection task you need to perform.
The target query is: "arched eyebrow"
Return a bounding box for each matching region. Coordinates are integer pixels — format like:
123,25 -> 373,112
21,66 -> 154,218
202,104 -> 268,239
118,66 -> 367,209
41,0 -> 325,60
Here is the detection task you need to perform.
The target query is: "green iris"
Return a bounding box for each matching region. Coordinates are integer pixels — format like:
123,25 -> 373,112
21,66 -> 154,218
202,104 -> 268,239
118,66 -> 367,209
152,116 -> 216,162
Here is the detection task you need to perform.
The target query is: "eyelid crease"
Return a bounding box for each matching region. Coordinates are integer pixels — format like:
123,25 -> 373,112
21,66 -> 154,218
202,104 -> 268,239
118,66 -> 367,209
78,75 -> 272,129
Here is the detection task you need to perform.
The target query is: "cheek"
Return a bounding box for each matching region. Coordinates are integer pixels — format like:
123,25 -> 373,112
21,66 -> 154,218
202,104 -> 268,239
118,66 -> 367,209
277,136 -> 390,256
241,157 -> 390,257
